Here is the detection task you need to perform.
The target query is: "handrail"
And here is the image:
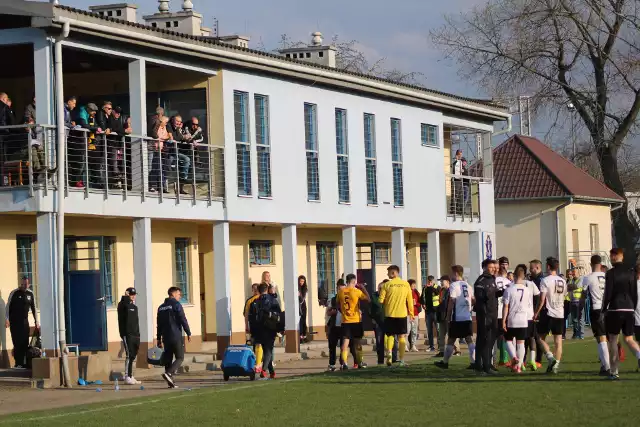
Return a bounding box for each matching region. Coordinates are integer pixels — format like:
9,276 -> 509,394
0,124 -> 57,130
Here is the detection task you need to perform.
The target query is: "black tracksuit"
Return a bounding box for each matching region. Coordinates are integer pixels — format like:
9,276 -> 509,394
473,273 -> 500,372
527,273 -> 544,363
6,288 -> 37,367
250,294 -> 282,374
603,262 -> 638,337
157,297 -> 191,375
118,296 -> 140,377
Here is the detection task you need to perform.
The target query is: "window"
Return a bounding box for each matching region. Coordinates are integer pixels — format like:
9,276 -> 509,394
234,91 -> 251,196
174,238 -> 191,303
420,243 -> 428,286
306,52 -> 311,58
254,94 -> 272,198
165,21 -> 171,28
305,103 -> 320,201
116,10 -> 122,17
317,243 -> 336,297
319,51 -> 324,58
364,113 -> 377,205
590,224 -> 599,252
108,10 -> 113,16
375,243 -> 391,264
152,22 -> 157,28
335,108 -> 350,203
391,118 -> 404,206
249,241 -> 274,265
173,21 -> 179,27
16,235 -> 37,303
421,124 -> 438,147
103,237 -> 116,306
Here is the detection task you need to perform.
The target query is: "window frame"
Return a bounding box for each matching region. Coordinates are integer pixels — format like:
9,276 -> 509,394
103,237 -> 117,306
305,103 -> 320,201
419,243 -> 428,286
335,108 -> 350,203
16,235 -> 37,305
254,94 -> 272,198
316,242 -> 337,297
174,237 -> 192,303
374,242 -> 391,265
421,123 -> 439,147
364,113 -> 378,205
234,90 -> 252,196
391,118 -> 404,207
249,240 -> 275,266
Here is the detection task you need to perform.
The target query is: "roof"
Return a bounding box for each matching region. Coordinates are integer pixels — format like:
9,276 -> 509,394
0,0 -> 508,115
493,135 -> 624,203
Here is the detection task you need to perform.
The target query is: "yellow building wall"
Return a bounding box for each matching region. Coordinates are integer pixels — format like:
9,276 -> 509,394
561,202 -> 613,273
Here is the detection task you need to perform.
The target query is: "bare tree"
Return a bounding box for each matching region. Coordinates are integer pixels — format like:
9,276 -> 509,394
432,0 -> 640,262
276,34 -> 425,85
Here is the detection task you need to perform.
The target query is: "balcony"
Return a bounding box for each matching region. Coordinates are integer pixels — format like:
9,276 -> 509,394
445,174 -> 482,221
0,124 -> 225,209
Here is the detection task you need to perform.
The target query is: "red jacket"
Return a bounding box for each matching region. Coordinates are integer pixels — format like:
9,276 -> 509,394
411,289 -> 421,316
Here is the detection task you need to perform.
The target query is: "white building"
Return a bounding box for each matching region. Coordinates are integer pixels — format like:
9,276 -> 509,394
0,0 -> 509,366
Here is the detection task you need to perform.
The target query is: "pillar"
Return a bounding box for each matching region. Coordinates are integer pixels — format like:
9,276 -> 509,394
128,59 -> 148,192
213,221 -> 232,358
36,213 -> 58,353
133,217 -> 154,368
33,39 -> 53,125
391,228 -> 406,279
427,230 -> 441,280
282,224 -> 299,353
342,226 -> 357,277
468,231 -> 483,282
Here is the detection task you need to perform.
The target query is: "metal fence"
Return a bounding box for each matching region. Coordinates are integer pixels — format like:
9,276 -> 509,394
445,174 -> 482,221
0,125 -> 225,202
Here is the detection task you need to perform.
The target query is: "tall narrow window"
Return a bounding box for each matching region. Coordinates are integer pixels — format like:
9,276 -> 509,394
391,118 -> 404,207
255,94 -> 271,197
419,243 -> 428,286
234,91 -> 251,196
335,108 -> 350,203
16,235 -> 37,304
589,224 -> 599,252
316,242 -> 336,297
103,237 -> 117,306
305,103 -> 320,201
364,113 -> 377,205
174,238 -> 191,303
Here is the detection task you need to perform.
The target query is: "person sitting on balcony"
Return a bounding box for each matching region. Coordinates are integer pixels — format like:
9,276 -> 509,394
167,115 -> 192,195
149,116 -> 171,193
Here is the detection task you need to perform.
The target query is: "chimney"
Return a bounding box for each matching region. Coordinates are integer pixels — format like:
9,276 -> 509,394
143,0 -> 211,36
278,31 -> 337,68
89,4 -> 139,23
158,0 -> 169,13
182,0 -> 193,11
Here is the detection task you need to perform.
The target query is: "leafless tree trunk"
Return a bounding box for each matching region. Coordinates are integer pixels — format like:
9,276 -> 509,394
432,0 -> 640,264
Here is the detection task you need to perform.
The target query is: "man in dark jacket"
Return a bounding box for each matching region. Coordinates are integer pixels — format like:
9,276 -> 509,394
157,286 -> 191,388
167,115 -> 192,194
4,276 -> 39,369
527,259 -> 544,367
117,287 -> 141,385
473,259 -> 500,374
602,248 -> 640,379
250,283 -> 282,379
421,275 -> 440,352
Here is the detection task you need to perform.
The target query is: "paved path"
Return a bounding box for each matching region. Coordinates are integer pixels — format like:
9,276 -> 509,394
0,348 -> 435,416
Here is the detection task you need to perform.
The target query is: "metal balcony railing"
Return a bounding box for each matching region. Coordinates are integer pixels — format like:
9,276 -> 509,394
445,174 -> 482,221
0,124 -> 225,203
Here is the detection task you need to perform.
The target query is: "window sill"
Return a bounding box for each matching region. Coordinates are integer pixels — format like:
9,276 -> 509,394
367,204 -> 378,207
181,303 -> 195,308
250,264 -> 276,267
394,205 -> 404,209
308,199 -> 321,203
338,201 -> 351,205
258,196 -> 273,200
237,194 -> 253,198
421,143 -> 440,149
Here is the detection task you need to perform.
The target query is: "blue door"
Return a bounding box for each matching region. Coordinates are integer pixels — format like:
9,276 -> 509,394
65,238 -> 107,351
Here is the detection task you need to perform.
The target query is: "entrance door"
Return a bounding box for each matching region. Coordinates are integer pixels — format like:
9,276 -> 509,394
65,238 -> 107,351
356,244 -> 375,331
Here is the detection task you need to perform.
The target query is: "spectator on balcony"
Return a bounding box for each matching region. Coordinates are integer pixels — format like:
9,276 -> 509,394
149,116 -> 171,193
450,149 -> 464,215
107,106 -> 129,189
148,106 -> 164,138
23,95 -> 36,124
167,115 -> 192,195
73,102 -> 103,188
185,117 -> 204,145
462,158 -> 471,212
96,101 -> 113,133
0,92 -> 12,129
24,116 -> 46,183
64,96 -> 77,128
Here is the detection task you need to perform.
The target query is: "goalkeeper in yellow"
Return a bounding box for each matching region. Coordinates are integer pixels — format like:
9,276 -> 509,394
379,265 -> 414,366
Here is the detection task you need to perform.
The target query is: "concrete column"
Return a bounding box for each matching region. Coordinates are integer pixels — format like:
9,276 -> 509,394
342,226 -> 357,277
282,224 -> 299,353
133,218 -> 154,368
213,221 -> 232,358
468,231 -> 483,282
128,59 -> 148,192
391,228 -> 406,279
33,39 -> 53,125
36,213 -> 58,353
427,231 -> 441,280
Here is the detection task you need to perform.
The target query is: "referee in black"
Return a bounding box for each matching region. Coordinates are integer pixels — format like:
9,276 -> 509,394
4,276 -> 39,369
473,259 -> 500,374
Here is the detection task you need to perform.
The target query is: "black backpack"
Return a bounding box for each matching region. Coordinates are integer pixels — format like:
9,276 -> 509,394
255,296 -> 281,331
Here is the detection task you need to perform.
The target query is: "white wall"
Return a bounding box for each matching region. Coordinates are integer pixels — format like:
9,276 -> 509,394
221,69 -> 495,232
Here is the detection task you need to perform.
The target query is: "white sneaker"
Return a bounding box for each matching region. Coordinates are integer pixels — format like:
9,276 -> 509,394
125,376 -> 141,385
410,346 -> 419,352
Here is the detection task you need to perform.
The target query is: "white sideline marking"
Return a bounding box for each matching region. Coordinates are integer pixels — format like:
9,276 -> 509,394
2,377 -> 304,424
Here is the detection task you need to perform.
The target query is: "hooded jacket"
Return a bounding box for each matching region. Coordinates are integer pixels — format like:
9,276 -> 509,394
117,296 -> 140,338
602,262 -> 638,312
156,297 -> 191,344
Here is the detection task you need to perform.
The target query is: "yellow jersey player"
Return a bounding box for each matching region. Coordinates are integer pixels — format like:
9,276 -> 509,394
337,273 -> 371,370
379,265 -> 413,367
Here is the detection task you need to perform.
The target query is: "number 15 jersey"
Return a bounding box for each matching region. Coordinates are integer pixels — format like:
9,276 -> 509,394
540,275 -> 568,319
449,280 -> 474,322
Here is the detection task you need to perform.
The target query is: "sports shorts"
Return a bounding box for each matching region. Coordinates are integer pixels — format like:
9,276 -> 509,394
605,311 -> 635,337
449,320 -> 473,339
505,327 -> 528,341
526,320 -> 536,338
341,322 -> 364,339
384,317 -> 408,336
590,309 -> 606,338
538,312 -> 563,336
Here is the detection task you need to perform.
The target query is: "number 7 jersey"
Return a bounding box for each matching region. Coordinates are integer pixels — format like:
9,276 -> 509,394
540,275 -> 568,319
503,281 -> 540,328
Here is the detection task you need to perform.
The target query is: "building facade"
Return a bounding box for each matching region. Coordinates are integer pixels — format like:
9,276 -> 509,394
0,1 -> 509,366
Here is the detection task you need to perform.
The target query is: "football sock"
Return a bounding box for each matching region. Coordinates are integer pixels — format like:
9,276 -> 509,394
255,344 -> 263,367
530,350 -> 536,364
506,341 -> 516,359
398,337 -> 407,361
340,350 -> 348,365
467,342 -> 476,364
356,345 -> 363,364
444,345 -> 454,363
385,335 -> 394,353
597,341 -> 610,370
516,343 -> 525,367
608,339 -> 619,375
546,351 -> 554,361
635,350 -> 640,360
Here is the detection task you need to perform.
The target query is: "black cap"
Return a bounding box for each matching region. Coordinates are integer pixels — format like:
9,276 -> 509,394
498,256 -> 510,264
438,275 -> 451,282
113,106 -> 122,114
125,287 -> 137,295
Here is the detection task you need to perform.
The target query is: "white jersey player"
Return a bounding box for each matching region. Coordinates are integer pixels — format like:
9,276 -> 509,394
581,255 -> 609,375
534,258 -> 568,374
